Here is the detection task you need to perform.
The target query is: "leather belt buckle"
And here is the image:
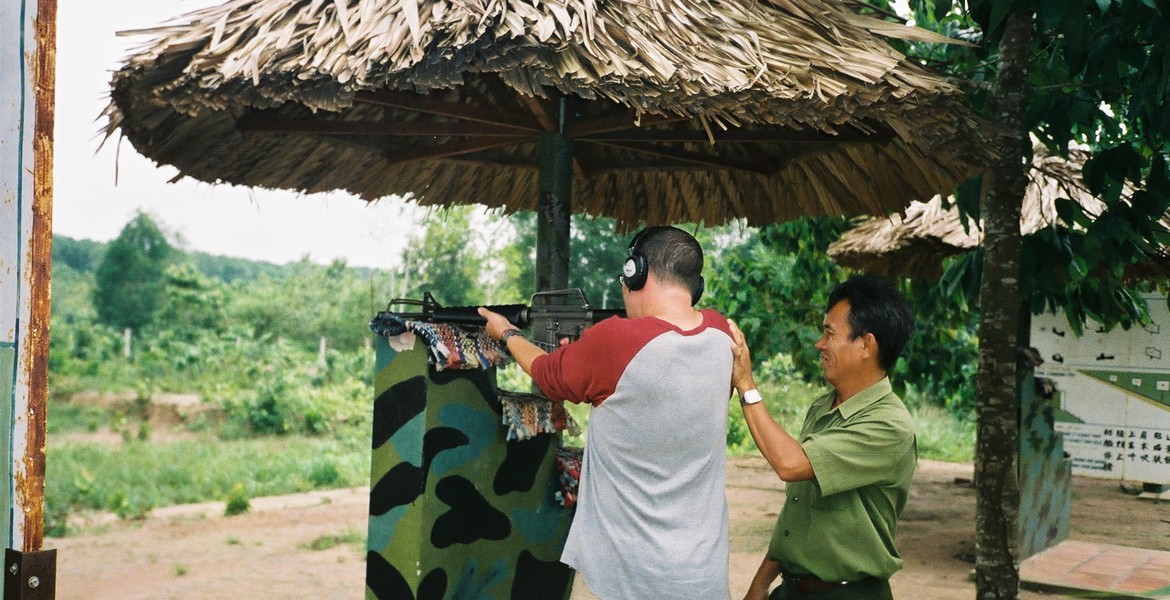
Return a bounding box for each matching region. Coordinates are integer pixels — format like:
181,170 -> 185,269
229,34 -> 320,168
785,574 -> 845,593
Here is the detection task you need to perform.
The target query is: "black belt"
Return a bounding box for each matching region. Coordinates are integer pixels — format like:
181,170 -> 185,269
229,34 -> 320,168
782,573 -> 880,593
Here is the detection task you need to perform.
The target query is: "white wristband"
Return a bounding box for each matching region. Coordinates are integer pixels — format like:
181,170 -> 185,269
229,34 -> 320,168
740,389 -> 762,406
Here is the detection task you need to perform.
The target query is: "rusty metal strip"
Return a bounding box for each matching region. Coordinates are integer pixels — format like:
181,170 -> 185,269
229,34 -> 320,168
15,0 -> 56,553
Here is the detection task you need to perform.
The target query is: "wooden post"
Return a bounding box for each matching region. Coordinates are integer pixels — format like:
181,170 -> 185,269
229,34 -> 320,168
535,97 -> 572,293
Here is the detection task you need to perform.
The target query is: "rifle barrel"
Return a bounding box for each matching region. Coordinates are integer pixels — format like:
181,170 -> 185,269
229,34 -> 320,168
429,304 -> 530,327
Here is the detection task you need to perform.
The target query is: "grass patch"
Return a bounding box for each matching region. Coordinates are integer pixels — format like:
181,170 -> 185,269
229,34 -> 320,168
47,402 -> 112,434
46,432 -> 369,537
301,529 -> 365,551
911,404 -> 975,463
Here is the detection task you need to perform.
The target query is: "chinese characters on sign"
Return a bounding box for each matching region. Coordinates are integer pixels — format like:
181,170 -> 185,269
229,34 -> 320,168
1056,424 -> 1170,480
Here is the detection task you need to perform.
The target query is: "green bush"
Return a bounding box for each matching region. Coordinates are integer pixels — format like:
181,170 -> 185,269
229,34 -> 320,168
225,483 -> 251,516
309,459 -> 341,487
727,398 -> 751,452
215,361 -> 371,438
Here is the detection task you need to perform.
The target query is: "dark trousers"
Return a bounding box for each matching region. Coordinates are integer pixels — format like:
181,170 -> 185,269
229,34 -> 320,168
769,577 -> 893,600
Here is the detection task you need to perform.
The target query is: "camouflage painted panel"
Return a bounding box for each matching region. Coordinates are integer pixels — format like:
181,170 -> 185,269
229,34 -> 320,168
367,338 -> 573,600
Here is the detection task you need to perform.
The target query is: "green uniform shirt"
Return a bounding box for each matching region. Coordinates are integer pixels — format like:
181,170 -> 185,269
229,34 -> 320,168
766,377 -> 917,582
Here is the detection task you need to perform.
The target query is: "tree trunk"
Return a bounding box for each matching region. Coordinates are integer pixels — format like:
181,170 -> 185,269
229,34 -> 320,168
974,11 -> 1033,600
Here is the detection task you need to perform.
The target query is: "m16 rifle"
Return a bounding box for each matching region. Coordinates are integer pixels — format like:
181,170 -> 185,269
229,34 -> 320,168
385,288 -> 624,351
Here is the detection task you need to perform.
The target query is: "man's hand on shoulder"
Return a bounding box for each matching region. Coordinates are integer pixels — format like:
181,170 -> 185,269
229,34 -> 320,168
727,319 -> 757,396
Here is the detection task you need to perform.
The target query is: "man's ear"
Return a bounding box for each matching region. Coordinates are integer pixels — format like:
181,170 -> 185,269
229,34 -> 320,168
862,332 -> 879,359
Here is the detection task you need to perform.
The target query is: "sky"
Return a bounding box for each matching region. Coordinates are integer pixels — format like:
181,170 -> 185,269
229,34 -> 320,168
52,0 -> 422,270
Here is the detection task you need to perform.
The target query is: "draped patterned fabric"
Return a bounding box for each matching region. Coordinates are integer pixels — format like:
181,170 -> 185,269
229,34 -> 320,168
555,446 -> 583,508
369,312 -> 509,370
497,390 -> 578,441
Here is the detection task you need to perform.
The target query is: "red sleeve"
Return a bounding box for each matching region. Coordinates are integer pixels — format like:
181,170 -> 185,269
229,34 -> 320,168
530,316 -> 662,406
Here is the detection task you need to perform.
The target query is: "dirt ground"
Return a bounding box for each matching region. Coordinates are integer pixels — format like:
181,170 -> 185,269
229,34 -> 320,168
48,452 -> 1170,600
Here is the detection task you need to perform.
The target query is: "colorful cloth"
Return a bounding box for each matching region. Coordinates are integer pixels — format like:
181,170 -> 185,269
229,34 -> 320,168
369,312 -> 510,371
555,446 -> 583,507
497,390 -> 578,441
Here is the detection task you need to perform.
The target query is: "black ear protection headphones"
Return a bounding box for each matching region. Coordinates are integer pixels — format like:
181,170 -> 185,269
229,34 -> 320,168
622,227 -> 705,306
622,228 -> 652,292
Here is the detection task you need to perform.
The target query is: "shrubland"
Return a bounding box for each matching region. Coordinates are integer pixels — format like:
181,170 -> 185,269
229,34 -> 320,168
46,211 -> 978,536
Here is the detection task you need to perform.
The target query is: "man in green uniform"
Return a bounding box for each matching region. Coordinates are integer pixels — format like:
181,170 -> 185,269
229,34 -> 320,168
728,274 -> 917,600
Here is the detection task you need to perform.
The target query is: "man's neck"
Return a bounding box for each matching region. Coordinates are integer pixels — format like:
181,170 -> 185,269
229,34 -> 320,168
831,371 -> 886,409
633,283 -> 702,330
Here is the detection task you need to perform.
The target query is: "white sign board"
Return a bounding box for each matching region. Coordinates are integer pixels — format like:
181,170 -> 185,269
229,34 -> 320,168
1032,294 -> 1170,483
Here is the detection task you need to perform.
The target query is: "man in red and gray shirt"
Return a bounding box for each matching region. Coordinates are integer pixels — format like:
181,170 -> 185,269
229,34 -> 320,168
480,226 -> 734,600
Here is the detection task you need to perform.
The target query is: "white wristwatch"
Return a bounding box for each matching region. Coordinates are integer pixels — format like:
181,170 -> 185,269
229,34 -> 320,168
740,389 -> 762,406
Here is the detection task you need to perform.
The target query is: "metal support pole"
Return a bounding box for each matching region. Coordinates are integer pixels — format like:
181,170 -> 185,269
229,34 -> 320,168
535,98 -> 572,293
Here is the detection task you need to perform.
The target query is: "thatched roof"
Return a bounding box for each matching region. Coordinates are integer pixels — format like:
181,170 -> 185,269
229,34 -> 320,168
828,146 -> 1170,280
105,0 -> 995,226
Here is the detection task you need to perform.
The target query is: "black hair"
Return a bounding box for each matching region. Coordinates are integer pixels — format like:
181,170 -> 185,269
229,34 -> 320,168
635,226 -> 704,299
826,274 -> 915,372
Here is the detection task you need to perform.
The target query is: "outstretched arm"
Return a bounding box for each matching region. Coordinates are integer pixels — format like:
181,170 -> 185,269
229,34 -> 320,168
728,320 -> 814,483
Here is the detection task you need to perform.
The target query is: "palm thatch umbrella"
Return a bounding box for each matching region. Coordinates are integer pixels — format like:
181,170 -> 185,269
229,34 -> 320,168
105,0 -> 995,290
827,146 -> 1170,280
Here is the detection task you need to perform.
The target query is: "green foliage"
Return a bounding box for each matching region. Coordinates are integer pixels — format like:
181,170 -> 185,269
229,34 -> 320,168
706,217 -> 982,415
567,215 -> 628,308
906,0 -> 1170,333
398,207 -> 485,306
187,249 -> 286,283
502,211 -> 628,306
158,263 -> 229,340
46,402 -> 107,435
894,256 -> 982,415
224,483 -> 251,516
49,263 -> 98,325
225,258 -> 383,354
93,212 -> 177,332
52,235 -> 106,274
909,402 -> 976,463
208,342 -> 372,437
706,218 -> 849,376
